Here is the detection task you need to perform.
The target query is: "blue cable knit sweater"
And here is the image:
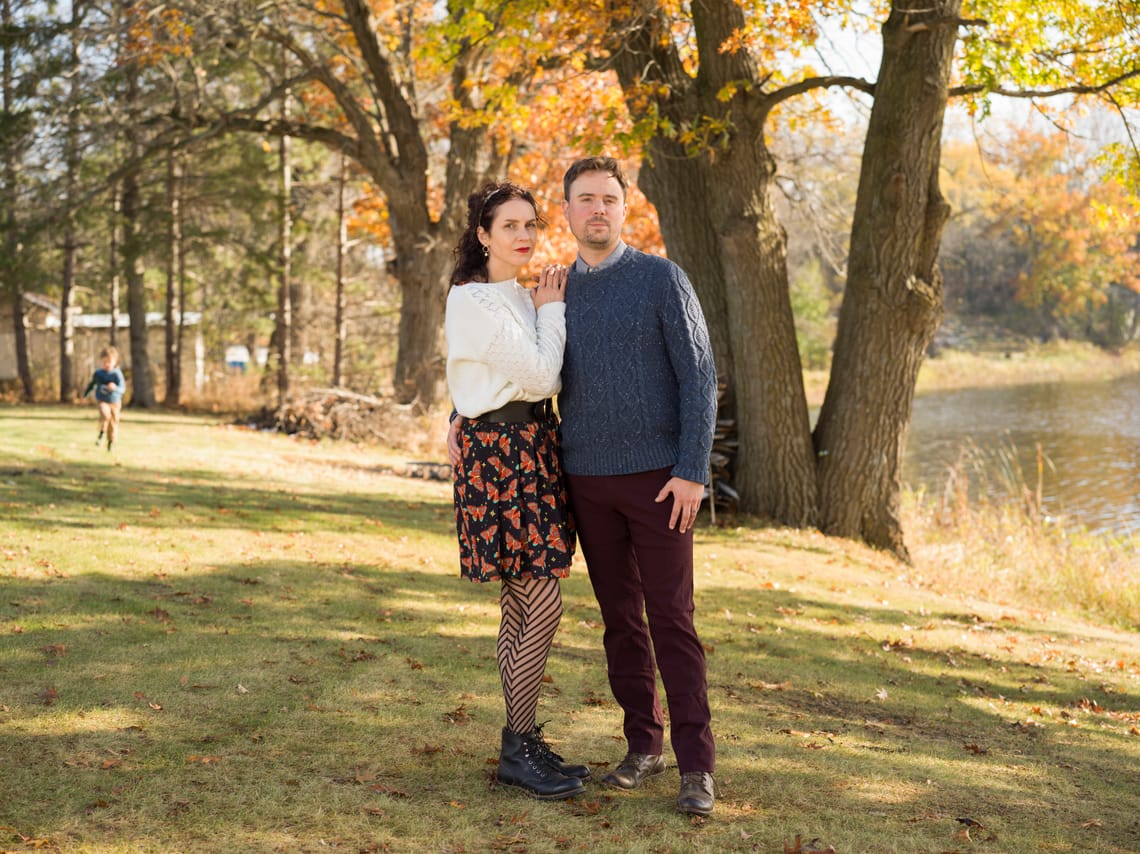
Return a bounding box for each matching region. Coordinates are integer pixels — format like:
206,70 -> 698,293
558,245 -> 717,484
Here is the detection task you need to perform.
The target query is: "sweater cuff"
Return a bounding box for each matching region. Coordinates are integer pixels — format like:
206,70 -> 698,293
671,464 -> 709,485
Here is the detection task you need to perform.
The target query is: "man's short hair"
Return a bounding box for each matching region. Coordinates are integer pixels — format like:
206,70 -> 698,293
563,157 -> 629,201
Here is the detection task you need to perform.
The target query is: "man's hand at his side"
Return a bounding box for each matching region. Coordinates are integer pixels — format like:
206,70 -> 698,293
655,477 -> 705,533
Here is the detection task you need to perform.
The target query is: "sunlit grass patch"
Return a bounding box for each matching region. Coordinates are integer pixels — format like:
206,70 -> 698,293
3,404 -> 1140,853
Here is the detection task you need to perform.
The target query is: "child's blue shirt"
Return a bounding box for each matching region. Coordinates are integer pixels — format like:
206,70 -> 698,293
88,368 -> 126,404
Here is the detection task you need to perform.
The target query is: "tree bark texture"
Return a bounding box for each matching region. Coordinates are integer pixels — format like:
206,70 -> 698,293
2,0 -> 33,400
610,1 -> 818,525
164,151 -> 184,406
109,183 -> 121,347
59,234 -> 76,400
812,4 -> 956,558
119,1 -> 153,407
59,3 -> 81,402
122,164 -> 153,407
333,154 -> 348,388
276,76 -> 293,405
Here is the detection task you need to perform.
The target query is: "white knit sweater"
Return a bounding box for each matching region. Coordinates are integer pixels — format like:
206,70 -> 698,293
445,278 -> 566,419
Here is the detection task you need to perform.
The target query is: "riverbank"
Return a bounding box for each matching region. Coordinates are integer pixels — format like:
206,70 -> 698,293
803,338 -> 1140,406
1,406 -> 1138,853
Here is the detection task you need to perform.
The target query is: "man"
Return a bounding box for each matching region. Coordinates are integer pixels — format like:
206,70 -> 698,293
561,156 -> 717,817
448,157 -> 718,815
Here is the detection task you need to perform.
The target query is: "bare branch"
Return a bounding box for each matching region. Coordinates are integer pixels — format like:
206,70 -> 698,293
950,67 -> 1140,99
762,75 -> 876,116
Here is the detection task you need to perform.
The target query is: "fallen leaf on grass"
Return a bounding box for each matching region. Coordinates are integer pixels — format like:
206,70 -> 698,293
749,680 -> 791,691
784,834 -> 837,853
368,783 -> 410,798
962,743 -> 988,754
1081,819 -> 1103,828
569,800 -> 603,817
186,755 -> 221,764
443,704 -> 472,724
39,687 -> 58,706
0,827 -> 53,849
411,743 -> 442,755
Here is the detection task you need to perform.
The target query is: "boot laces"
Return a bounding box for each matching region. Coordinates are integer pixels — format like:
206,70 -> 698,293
530,721 -> 566,763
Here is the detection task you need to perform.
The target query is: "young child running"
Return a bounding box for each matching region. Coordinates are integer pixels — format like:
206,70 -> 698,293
84,345 -> 126,451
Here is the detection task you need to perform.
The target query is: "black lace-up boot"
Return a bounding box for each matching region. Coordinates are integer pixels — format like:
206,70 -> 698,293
497,727 -> 586,800
529,722 -> 591,780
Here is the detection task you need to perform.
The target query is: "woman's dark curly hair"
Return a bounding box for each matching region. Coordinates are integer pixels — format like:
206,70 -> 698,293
449,182 -> 544,288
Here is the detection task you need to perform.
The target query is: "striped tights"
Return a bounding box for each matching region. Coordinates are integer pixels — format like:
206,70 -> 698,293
498,576 -> 563,734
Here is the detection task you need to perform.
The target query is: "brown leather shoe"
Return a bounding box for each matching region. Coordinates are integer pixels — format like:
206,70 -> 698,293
601,752 -> 666,789
677,771 -> 714,816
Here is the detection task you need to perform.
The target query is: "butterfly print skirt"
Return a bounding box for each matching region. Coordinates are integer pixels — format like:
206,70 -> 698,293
453,415 -> 576,583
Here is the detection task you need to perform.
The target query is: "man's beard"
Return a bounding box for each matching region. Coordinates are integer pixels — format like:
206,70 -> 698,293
582,222 -> 612,246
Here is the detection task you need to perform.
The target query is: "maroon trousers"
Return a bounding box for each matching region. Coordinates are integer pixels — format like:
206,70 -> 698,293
566,468 -> 715,773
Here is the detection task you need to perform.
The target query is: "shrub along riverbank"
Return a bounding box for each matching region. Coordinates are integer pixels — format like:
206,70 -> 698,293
1,403 -> 1138,853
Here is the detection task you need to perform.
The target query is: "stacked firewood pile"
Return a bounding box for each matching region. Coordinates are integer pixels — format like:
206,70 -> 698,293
247,386 -> 741,502
707,383 -> 739,520
248,388 -> 422,446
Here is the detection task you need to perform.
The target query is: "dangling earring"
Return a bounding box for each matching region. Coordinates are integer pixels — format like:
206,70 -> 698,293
481,244 -> 489,258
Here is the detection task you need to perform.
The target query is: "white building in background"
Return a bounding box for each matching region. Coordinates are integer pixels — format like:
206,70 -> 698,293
0,293 -> 204,393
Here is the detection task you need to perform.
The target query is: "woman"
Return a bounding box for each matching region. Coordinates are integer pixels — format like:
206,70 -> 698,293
446,182 -> 587,800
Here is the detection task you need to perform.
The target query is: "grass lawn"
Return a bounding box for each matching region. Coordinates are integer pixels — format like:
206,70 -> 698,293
2,405 -> 1139,853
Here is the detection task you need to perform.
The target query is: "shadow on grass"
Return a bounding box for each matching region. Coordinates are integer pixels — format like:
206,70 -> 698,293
3,454 -> 455,538
691,584 -> 1140,849
3,400 -> 1139,850
4,559 -> 1140,850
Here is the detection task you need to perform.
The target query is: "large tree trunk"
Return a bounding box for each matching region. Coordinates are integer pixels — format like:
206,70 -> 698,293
119,2 -> 153,407
275,51 -> 292,404
59,235 -> 77,400
610,2 -> 818,525
388,219 -> 450,406
2,0 -> 32,401
389,116 -> 503,407
812,4 -> 956,559
122,162 -> 154,406
109,183 -> 122,346
164,150 -> 183,405
333,153 -> 348,388
59,1 -> 81,403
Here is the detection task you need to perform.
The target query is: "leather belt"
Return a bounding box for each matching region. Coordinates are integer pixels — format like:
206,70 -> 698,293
475,398 -> 554,423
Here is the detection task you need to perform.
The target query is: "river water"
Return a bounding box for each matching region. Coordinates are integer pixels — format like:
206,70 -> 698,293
902,372 -> 1140,537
